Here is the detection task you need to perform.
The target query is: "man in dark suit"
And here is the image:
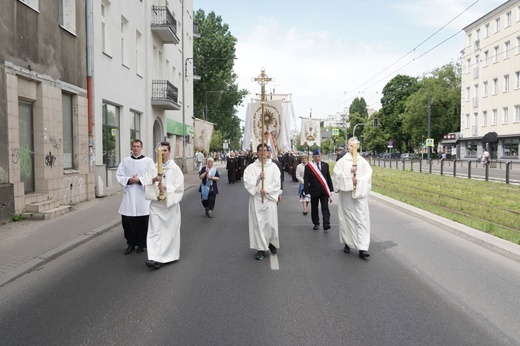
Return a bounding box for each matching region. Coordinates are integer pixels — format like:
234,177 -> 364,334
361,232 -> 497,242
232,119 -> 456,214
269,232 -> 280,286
304,148 -> 334,231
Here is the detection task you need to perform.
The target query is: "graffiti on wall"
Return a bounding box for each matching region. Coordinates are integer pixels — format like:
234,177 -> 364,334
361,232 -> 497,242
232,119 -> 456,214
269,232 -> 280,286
10,148 -> 19,164
48,136 -> 62,150
45,152 -> 56,167
61,175 -> 86,203
18,146 -> 32,175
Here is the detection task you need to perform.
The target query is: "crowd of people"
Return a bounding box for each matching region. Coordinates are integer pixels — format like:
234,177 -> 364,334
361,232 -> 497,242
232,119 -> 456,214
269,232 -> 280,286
116,137 -> 373,269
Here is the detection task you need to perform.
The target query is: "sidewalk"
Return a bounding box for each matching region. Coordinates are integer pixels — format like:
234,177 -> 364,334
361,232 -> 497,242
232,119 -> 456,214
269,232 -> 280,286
1,162 -> 519,288
0,164 -> 211,288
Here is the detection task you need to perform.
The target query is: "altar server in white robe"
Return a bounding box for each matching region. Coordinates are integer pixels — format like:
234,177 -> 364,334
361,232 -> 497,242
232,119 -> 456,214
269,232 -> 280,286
333,137 -> 372,260
144,142 -> 184,269
244,143 -> 281,260
116,139 -> 155,255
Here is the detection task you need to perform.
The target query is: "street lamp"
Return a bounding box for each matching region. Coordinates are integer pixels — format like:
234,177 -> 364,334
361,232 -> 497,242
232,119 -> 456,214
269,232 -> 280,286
205,90 -> 224,121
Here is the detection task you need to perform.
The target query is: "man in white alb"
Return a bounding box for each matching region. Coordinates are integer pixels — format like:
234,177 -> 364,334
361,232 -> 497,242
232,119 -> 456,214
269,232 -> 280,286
116,139 -> 154,255
333,137 -> 372,260
243,143 -> 281,260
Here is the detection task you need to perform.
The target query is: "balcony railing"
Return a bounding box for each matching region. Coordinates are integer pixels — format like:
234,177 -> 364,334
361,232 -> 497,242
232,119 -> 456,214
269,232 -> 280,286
151,6 -> 179,44
151,80 -> 180,110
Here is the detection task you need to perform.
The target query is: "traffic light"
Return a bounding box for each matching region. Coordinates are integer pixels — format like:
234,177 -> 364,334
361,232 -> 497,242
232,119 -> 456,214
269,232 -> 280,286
373,117 -> 378,127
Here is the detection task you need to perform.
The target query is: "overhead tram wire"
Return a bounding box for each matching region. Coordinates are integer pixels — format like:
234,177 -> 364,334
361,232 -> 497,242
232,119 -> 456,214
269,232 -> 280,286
320,0 -> 482,114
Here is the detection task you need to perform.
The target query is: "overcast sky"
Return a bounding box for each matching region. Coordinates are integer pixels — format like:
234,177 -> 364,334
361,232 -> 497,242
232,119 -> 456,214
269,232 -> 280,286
193,0 -> 506,127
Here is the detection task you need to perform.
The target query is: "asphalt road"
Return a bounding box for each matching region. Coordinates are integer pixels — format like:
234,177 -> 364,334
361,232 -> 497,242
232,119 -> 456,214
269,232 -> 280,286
0,170 -> 519,345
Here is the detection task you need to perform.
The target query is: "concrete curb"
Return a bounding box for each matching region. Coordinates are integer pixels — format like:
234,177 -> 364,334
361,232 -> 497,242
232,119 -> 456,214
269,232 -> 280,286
369,191 -> 520,264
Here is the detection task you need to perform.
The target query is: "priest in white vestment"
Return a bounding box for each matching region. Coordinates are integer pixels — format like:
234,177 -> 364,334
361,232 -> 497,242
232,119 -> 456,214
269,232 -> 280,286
333,137 -> 372,260
116,139 -> 154,255
144,142 -> 184,269
244,143 -> 281,260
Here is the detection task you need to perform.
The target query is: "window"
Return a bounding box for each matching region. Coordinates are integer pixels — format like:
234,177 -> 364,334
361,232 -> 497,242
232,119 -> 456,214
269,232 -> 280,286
466,141 -> 477,156
466,58 -> 471,73
495,17 -> 500,32
102,103 -> 120,168
62,94 -> 74,169
466,87 -> 470,101
516,71 -> 520,89
136,30 -> 143,76
465,114 -> 470,129
484,23 -> 490,37
504,41 -> 510,59
493,78 -> 498,95
515,105 -> 520,122
483,50 -> 489,66
483,110 -> 488,126
492,109 -> 498,125
18,0 -> 38,11
504,74 -> 510,92
517,36 -> 520,54
483,81 -> 488,97
473,113 -> 478,135
59,0 -> 76,34
121,16 -> 129,66
130,111 -> 141,143
503,107 -> 509,124
506,11 -> 512,27
503,139 -> 519,157
467,33 -> 472,47
493,46 -> 499,63
101,1 -> 111,55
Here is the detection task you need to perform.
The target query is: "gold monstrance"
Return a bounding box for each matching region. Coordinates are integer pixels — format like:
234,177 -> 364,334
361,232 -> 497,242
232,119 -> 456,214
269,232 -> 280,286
351,139 -> 360,192
252,68 -> 273,203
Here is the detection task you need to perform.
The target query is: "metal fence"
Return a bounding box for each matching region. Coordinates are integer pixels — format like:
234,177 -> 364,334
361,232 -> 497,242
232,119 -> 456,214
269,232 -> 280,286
370,157 -> 520,185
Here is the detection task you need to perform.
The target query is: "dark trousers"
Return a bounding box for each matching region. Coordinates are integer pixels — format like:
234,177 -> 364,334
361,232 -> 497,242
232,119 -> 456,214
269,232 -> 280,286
122,215 -> 149,248
310,193 -> 330,226
202,193 -> 217,210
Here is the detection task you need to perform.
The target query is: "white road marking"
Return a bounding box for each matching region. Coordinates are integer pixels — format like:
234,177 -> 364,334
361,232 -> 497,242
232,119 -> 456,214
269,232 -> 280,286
270,254 -> 279,270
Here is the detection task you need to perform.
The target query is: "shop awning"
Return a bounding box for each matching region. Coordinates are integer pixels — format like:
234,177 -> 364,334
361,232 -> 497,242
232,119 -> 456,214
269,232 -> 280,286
481,131 -> 498,143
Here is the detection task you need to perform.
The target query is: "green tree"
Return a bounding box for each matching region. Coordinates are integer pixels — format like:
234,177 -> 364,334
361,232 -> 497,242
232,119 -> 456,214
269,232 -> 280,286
402,62 -> 461,153
380,75 -> 420,152
193,10 -> 249,151
349,97 -> 368,118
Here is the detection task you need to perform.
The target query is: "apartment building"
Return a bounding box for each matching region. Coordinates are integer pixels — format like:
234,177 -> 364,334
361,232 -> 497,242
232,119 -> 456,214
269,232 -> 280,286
460,0 -> 520,161
92,0 -> 198,196
0,0 -> 93,220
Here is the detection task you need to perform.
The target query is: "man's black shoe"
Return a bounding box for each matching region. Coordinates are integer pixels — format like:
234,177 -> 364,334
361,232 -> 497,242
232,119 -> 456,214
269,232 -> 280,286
323,223 -> 331,231
344,244 -> 351,253
268,243 -> 277,255
255,251 -> 266,260
359,250 -> 370,260
146,260 -> 161,269
313,224 -> 319,230
136,246 -> 144,253
124,245 -> 135,255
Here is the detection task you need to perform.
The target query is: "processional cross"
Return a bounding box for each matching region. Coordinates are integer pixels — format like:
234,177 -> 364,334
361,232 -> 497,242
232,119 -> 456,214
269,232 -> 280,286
252,68 -> 273,202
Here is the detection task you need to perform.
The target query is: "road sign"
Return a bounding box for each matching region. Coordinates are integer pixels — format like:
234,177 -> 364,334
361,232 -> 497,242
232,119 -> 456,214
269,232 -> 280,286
387,140 -> 393,148
332,128 -> 339,136
426,138 -> 434,147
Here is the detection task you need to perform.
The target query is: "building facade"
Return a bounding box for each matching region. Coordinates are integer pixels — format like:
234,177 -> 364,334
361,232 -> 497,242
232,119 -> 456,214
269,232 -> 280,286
0,0 -> 197,220
460,0 -> 520,161
0,0 -> 93,220
91,0 -> 197,197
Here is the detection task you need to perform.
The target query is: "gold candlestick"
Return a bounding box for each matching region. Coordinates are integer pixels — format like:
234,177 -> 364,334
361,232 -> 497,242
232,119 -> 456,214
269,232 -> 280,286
157,144 -> 165,200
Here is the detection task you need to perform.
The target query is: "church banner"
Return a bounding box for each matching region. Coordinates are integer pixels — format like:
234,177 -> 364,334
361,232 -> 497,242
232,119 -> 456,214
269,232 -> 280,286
193,118 -> 214,153
300,117 -> 321,147
253,100 -> 282,153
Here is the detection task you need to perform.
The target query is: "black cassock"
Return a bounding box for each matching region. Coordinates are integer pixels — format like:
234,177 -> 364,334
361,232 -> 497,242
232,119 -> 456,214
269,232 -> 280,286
226,157 -> 237,183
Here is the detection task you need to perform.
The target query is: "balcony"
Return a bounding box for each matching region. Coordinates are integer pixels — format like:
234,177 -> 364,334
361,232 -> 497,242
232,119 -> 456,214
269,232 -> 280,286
193,23 -> 200,39
151,80 -> 180,110
151,6 -> 179,44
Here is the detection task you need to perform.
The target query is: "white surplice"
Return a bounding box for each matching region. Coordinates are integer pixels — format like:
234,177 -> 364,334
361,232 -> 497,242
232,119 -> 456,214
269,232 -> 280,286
144,159 -> 184,263
243,159 -> 281,251
116,155 -> 154,216
333,153 -> 372,251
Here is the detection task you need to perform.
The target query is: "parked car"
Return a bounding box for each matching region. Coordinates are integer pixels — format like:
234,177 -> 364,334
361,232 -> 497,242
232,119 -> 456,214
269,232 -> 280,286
401,153 -> 420,160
